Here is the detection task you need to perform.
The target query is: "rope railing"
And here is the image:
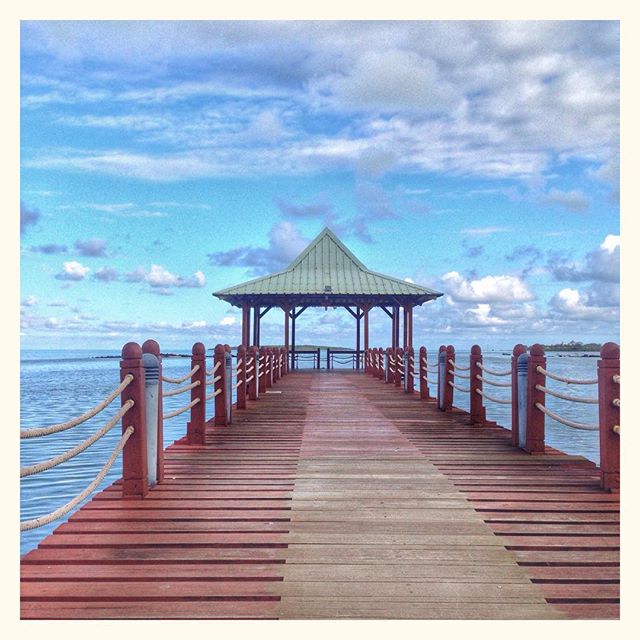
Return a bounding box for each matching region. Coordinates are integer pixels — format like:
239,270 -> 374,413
475,388 -> 512,405
205,361 -> 221,377
21,400 -> 134,478
535,402 -> 597,431
206,389 -> 222,401
612,398 -> 620,408
448,369 -> 470,380
162,379 -> 200,397
535,384 -> 598,405
422,375 -> 437,385
163,397 -> 200,421
162,365 -> 200,385
475,374 -> 511,388
21,374 -> 134,439
535,365 -> 597,385
448,359 -> 470,371
613,374 -> 620,384
449,381 -> 470,393
613,425 -> 620,434
476,362 -> 510,376
20,426 -> 135,531
245,375 -> 255,383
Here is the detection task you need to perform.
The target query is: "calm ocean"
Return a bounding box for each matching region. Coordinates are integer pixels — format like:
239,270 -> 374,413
20,347 -> 601,556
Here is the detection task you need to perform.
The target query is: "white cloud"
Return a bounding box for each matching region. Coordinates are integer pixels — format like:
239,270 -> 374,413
55,261 -> 90,281
21,295 -> 38,307
220,317 -> 236,326
461,227 -> 511,237
549,287 -> 618,320
543,188 -> 589,212
441,271 -> 535,303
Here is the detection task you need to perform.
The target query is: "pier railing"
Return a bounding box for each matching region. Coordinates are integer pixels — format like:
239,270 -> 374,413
365,342 -> 620,492
20,340 -> 290,528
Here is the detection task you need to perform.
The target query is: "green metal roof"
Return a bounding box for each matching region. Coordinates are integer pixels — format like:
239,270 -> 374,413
213,227 -> 443,307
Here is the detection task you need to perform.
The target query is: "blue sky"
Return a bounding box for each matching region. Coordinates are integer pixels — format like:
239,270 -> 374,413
20,20 -> 620,351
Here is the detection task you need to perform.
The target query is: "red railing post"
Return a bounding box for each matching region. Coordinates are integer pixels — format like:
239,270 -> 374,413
419,346 -> 428,400
259,347 -> 268,394
385,347 -> 393,384
120,342 -> 149,498
247,346 -> 258,400
598,342 -> 620,492
511,344 -> 527,447
214,344 -> 228,426
395,348 -> 403,388
443,345 -> 455,411
236,344 -> 247,410
437,345 -> 446,409
142,339 -> 164,484
405,347 -> 415,393
525,344 -> 546,454
187,342 -> 206,444
469,345 -> 485,425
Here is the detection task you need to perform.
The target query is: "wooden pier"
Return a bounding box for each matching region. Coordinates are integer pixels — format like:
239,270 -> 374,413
21,370 -> 619,620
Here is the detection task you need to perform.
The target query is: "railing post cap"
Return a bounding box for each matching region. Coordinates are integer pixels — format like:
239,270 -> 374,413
192,342 -> 205,356
122,342 -> 142,359
420,346 -> 426,353
600,342 -> 620,359
214,343 -> 225,355
142,339 -> 160,355
530,343 -> 545,357
512,343 -> 527,356
439,345 -> 446,353
447,344 -> 455,354
471,344 -> 482,355
237,344 -> 246,355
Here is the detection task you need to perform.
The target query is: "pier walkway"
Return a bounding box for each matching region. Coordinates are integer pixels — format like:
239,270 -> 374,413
20,370 -> 619,620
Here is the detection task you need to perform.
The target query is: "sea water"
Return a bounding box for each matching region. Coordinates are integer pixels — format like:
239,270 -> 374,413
20,348 -> 603,555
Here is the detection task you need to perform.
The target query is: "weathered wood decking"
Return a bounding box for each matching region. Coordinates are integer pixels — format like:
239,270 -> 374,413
21,371 -> 619,619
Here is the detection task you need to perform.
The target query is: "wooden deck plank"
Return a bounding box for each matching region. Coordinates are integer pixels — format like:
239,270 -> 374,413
21,369 -> 619,620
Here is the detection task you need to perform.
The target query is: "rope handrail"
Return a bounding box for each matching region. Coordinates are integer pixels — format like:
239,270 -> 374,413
206,389 -> 222,401
535,365 -> 597,385
426,363 -> 438,371
163,397 -> 200,421
162,365 -> 200,385
212,375 -> 222,384
21,400 -> 134,478
208,361 -> 222,376
245,364 -> 255,373
448,359 -> 470,371
245,375 -> 254,383
235,380 -> 243,389
613,425 -> 620,434
422,375 -> 436,385
475,374 -> 511,388
535,384 -> 598,404
448,369 -> 470,379
535,402 -> 597,431
448,380 -> 470,393
162,379 -> 200,397
475,388 -> 511,405
205,378 -> 215,386
20,426 -> 134,531
612,398 -> 620,408
21,374 -> 134,439
613,374 -> 620,384
476,362 -> 510,376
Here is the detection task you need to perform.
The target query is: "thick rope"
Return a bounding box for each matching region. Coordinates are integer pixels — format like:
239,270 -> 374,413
535,365 -> 597,385
212,375 -> 222,384
162,365 -> 200,385
613,374 -> 620,384
20,426 -> 134,531
535,402 -> 597,431
448,359 -> 470,371
205,378 -> 215,386
21,375 -> 134,439
476,388 -> 511,405
20,400 -> 134,478
245,364 -> 255,373
448,381 -> 470,393
235,380 -> 243,389
613,425 -> 620,434
162,397 -> 200,420
535,384 -> 598,404
476,362 -> 510,376
162,379 -> 200,397
475,374 -> 511,388
612,398 -> 620,408
245,375 -> 254,383
448,369 -> 470,379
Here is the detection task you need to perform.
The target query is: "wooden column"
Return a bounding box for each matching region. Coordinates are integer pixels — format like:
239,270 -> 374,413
355,310 -> 361,371
525,344 -> 546,454
120,342 -> 148,499
236,345 -> 247,410
469,345 -> 485,425
187,342 -> 206,445
394,306 -> 400,350
403,307 -> 408,349
290,307 -> 296,370
406,305 -> 413,348
252,305 -> 260,347
241,304 -> 251,346
283,305 -> 290,364
598,342 -> 620,492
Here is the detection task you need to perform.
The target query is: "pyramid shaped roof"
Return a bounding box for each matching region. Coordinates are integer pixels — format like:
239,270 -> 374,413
213,227 -> 443,307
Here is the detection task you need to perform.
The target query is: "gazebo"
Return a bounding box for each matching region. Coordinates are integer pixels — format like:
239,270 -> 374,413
213,228 -> 443,369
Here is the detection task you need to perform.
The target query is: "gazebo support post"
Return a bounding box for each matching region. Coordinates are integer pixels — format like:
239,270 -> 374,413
252,305 -> 260,347
290,307 -> 296,370
282,305 -> 291,367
